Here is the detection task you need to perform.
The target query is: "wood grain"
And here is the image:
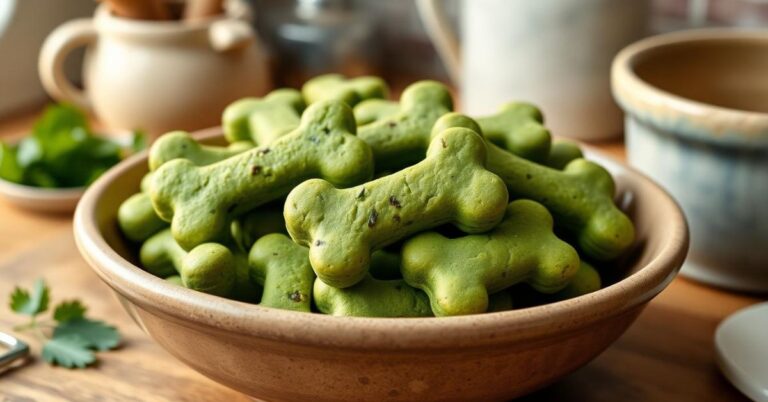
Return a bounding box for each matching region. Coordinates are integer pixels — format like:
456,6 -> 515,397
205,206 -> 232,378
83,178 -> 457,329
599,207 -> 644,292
0,112 -> 760,401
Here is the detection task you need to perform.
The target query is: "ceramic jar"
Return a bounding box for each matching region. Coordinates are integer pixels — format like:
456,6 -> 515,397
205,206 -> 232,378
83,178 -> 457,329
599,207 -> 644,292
39,4 -> 269,137
612,29 -> 768,292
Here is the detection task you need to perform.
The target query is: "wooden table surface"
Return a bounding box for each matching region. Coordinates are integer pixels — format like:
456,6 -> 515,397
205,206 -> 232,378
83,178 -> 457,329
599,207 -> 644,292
0,110 -> 762,402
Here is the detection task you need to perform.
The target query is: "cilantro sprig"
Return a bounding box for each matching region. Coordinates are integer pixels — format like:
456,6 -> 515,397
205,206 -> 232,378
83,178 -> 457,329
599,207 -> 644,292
8,279 -> 120,369
0,103 -> 147,188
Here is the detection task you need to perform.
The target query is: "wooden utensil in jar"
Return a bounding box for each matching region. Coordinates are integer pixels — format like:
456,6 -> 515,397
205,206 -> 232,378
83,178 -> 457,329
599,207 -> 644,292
100,0 -> 171,20
184,0 -> 225,20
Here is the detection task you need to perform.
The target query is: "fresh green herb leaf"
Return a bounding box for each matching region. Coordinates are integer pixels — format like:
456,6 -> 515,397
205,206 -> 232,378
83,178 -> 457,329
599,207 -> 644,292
42,334 -> 95,368
9,279 -> 49,316
9,278 -> 121,369
32,103 -> 90,142
0,142 -> 22,183
53,300 -> 87,323
6,103 -> 129,188
24,166 -> 59,188
15,137 -> 43,169
130,129 -> 148,154
53,318 -> 120,351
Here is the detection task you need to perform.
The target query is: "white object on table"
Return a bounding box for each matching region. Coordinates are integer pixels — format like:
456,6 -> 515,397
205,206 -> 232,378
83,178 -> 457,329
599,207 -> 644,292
0,331 -> 29,373
416,0 -> 650,141
716,302 -> 768,402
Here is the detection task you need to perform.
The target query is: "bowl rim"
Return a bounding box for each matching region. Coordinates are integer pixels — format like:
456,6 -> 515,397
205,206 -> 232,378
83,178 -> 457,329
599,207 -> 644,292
611,28 -> 768,146
0,177 -> 85,197
73,128 -> 689,350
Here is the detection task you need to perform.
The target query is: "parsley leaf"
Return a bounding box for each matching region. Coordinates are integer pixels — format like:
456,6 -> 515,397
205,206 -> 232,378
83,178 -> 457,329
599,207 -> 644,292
130,129 -> 148,154
2,103 -> 129,188
53,300 -> 87,323
42,335 -> 95,369
9,278 -> 121,369
9,279 -> 49,316
53,318 -> 120,351
0,142 -> 23,183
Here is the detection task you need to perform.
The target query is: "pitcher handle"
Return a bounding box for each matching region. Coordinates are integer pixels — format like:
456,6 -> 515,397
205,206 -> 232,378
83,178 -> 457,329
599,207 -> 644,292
209,19 -> 254,53
38,19 -> 96,111
415,0 -> 462,84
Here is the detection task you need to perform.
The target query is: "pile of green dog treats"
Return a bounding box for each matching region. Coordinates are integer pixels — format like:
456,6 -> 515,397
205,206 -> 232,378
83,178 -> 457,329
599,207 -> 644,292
117,74 -> 635,317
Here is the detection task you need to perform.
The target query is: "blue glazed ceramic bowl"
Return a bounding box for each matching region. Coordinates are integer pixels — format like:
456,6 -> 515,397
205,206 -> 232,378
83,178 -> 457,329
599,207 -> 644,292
612,29 -> 768,292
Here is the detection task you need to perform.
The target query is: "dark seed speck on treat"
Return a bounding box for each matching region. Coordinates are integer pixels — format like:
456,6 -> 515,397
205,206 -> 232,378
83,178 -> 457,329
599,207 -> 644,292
388,121 -> 397,128
389,196 -> 402,208
289,291 -> 304,302
393,214 -> 401,223
368,209 -> 378,228
315,239 -> 325,246
356,188 -> 366,200
257,147 -> 270,156
251,165 -> 262,175
441,138 -> 447,148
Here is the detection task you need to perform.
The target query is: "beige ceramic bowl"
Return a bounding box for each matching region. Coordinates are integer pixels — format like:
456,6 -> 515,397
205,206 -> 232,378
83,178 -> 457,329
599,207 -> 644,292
74,129 -> 688,401
612,29 -> 768,292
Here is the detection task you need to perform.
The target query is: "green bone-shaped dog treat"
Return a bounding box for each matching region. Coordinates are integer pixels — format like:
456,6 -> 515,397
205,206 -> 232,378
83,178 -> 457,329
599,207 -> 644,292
486,145 -> 634,261
222,88 -> 305,144
432,112 -> 635,261
302,74 -> 388,107
487,291 -> 514,312
165,275 -> 183,286
181,243 -> 238,297
402,199 -> 580,316
139,229 -> 259,301
475,102 -> 551,162
230,202 -> 286,252
314,275 -> 432,317
369,249 -> 402,280
121,135 -> 254,243
139,228 -> 184,277
118,192 -> 168,242
553,260 -> 601,300
545,140 -> 584,170
354,99 -> 399,126
357,80 -> 453,170
285,127 -> 509,288
248,233 -> 315,312
150,100 -> 375,250
140,172 -> 153,193
149,131 -> 253,171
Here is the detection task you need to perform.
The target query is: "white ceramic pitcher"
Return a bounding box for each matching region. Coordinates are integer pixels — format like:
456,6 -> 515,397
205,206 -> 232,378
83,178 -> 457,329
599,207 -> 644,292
417,0 -> 650,141
39,4 -> 269,137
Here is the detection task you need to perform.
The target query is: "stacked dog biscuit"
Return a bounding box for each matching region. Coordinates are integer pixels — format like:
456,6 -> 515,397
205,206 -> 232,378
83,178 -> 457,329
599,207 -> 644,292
117,75 -> 634,317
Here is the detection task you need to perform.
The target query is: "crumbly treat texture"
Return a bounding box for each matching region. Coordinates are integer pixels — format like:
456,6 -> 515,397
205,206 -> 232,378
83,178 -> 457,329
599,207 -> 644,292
402,200 -> 580,316
149,100 -> 374,250
222,88 -> 305,144
285,127 -> 508,288
302,74 -> 389,107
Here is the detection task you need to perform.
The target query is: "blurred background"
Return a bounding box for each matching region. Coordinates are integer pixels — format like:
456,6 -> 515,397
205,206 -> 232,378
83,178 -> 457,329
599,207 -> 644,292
0,2 -> 766,399
2,0 -> 768,121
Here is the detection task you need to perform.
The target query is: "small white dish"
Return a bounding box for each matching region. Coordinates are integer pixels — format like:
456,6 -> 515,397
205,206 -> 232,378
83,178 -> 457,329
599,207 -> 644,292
715,302 -> 768,402
0,178 -> 84,213
0,130 -> 135,214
